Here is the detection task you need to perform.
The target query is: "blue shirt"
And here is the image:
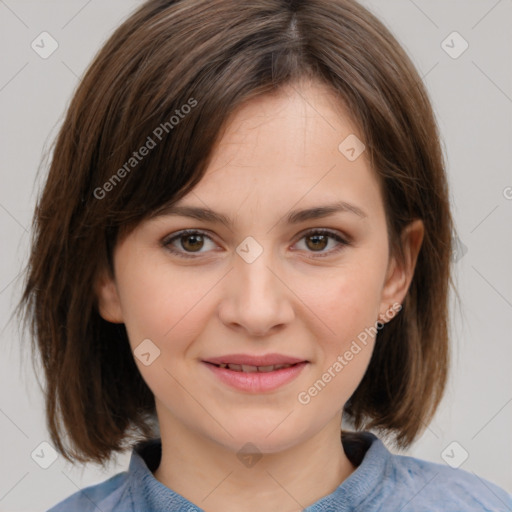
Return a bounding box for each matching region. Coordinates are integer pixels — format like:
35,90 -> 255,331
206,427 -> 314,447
47,432 -> 512,511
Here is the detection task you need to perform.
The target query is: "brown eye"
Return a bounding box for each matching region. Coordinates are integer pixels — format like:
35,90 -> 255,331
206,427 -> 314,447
293,229 -> 350,258
162,228 -> 350,260
305,233 -> 329,252
162,230 -> 217,258
180,233 -> 204,252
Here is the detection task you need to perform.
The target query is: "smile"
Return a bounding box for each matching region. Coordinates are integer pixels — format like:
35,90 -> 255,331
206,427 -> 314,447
202,361 -> 308,392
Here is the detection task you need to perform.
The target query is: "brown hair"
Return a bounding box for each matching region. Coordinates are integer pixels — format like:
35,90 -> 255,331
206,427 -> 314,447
17,0 -> 454,466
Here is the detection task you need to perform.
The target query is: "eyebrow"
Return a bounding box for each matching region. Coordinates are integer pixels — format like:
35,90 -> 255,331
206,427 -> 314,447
153,200 -> 367,228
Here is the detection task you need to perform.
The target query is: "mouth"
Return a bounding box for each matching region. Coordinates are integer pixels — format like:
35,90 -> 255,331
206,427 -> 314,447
201,355 -> 309,392
202,353 -> 308,367
204,361 -> 302,373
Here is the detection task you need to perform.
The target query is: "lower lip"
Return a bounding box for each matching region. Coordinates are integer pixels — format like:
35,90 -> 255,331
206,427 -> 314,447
202,362 -> 308,392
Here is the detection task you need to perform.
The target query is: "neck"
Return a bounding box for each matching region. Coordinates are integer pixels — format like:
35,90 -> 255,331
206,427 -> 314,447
152,410 -> 356,512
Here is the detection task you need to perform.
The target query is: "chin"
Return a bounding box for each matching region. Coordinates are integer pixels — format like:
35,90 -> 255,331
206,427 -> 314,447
209,421 -> 311,455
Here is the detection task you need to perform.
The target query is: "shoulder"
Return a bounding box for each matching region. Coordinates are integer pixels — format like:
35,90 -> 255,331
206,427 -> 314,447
46,471 -> 132,512
338,432 -> 512,511
379,449 -> 512,511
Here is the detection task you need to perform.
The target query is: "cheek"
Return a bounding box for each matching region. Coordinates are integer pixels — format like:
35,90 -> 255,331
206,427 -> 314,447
115,259 -> 213,353
114,261 -> 214,399
293,271 -> 382,409
293,251 -> 387,391
303,258 -> 385,336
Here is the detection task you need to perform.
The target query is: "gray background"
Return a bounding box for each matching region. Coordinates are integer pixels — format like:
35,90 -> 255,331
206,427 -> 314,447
1,1 -> 511,510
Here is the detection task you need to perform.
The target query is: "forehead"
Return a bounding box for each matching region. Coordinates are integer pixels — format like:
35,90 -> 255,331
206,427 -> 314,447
173,81 -> 384,221
207,81 -> 361,168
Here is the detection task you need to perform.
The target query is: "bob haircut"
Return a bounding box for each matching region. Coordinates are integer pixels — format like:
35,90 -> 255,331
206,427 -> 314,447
17,0 -> 454,466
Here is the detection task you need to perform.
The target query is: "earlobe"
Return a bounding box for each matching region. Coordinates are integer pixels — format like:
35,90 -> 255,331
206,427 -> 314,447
379,219 -> 424,320
94,269 -> 124,323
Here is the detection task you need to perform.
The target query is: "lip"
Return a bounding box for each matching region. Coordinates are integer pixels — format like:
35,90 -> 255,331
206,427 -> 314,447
202,360 -> 308,392
202,353 -> 308,366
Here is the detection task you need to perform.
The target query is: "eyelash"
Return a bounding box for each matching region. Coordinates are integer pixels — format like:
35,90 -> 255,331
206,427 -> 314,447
161,228 -> 351,259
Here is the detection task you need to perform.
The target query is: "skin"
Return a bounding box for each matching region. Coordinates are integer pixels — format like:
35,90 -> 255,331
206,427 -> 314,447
95,78 -> 423,512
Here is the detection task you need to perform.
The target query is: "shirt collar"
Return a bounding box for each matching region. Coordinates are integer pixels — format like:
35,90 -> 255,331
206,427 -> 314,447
127,431 -> 388,511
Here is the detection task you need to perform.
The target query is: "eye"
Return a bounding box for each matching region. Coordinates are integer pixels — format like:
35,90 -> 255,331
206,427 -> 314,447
162,229 -> 218,258
292,229 -> 350,258
161,228 -> 350,259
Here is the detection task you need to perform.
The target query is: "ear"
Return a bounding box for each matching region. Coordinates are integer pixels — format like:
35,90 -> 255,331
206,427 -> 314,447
379,219 -> 424,321
93,267 -> 124,323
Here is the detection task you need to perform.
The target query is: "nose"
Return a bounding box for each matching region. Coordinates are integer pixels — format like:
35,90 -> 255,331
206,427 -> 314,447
217,244 -> 295,337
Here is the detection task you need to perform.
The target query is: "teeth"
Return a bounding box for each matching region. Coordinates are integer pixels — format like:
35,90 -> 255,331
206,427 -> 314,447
258,364 -> 293,372
241,365 -> 259,373
257,365 -> 276,372
217,363 -> 295,372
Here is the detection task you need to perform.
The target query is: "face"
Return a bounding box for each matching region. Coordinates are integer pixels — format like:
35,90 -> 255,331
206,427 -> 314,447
96,79 -> 422,454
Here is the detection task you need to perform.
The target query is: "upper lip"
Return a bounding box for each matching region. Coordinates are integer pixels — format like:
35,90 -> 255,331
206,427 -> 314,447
202,353 -> 308,366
